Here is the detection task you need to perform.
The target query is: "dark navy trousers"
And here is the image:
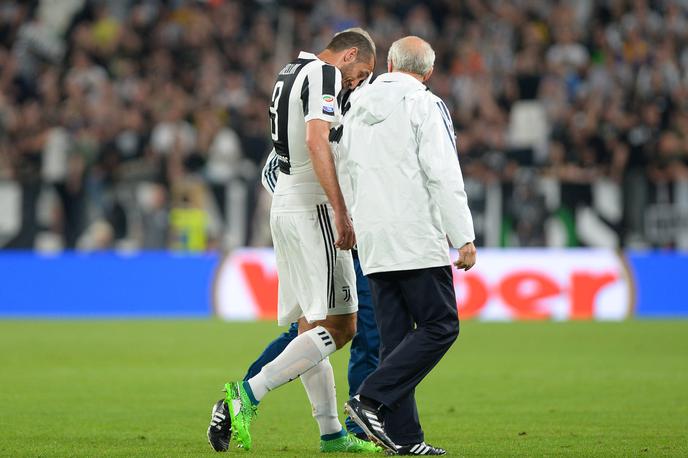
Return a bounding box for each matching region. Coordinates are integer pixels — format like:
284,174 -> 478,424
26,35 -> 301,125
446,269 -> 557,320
358,265 -> 460,445
244,255 -> 379,436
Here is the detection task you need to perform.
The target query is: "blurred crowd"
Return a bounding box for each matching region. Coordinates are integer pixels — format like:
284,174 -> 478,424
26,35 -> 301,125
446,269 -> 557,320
0,0 -> 687,251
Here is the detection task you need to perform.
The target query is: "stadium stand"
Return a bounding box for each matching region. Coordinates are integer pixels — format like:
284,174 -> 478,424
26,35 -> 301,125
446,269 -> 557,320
0,0 -> 687,251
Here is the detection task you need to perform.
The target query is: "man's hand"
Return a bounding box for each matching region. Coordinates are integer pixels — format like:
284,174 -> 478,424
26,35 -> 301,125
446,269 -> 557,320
334,210 -> 356,250
453,242 -> 476,271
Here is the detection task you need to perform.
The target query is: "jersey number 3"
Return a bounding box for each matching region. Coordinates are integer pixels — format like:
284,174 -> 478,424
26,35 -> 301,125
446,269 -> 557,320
269,81 -> 284,142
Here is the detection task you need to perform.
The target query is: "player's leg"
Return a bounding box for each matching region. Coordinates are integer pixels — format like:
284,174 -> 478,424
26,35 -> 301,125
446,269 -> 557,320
243,322 -> 299,381
345,254 -> 379,438
225,211 -> 341,450
207,322 -> 299,452
226,320 -> 342,451
239,257 -> 357,427
297,310 -> 354,434
299,353 -> 341,436
298,248 -> 357,442
224,316 -> 343,450
296,313 -> 378,453
209,324 -> 298,451
243,313 -> 353,413
225,209 -> 369,451
220,213 -> 304,450
244,247 -> 358,404
297,317 -> 348,447
210,312 -> 299,450
228,314 -> 356,451
247,216 -> 360,398
298,249 -> 377,453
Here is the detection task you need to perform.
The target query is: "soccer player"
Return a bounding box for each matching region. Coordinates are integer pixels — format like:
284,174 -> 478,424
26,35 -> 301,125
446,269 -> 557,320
207,30 -> 377,453
235,79 -> 380,445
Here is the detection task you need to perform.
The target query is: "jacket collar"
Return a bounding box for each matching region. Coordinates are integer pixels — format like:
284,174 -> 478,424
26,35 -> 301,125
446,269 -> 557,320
376,71 -> 426,89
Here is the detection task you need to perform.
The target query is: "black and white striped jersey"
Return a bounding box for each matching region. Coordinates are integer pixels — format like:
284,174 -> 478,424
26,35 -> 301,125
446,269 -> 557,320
262,87 -> 351,195
268,51 -> 342,176
262,74 -> 374,197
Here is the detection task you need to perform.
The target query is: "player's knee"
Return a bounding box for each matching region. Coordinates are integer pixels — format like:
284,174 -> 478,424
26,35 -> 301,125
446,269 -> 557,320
324,320 -> 356,349
334,326 -> 356,349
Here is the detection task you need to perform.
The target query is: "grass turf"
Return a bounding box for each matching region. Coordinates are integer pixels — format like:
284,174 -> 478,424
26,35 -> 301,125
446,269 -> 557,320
0,320 -> 686,457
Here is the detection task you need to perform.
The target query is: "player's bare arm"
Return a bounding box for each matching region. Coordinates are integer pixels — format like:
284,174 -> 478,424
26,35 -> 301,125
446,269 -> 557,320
305,119 -> 355,250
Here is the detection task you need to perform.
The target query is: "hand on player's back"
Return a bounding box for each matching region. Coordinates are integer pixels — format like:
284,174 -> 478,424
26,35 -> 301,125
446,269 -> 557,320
334,210 -> 356,250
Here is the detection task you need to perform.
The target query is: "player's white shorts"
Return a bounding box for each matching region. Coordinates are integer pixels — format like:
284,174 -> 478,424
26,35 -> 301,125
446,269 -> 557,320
270,203 -> 358,326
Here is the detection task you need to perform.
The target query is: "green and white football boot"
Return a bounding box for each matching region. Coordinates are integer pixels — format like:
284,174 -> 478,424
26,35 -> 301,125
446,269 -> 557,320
225,381 -> 258,451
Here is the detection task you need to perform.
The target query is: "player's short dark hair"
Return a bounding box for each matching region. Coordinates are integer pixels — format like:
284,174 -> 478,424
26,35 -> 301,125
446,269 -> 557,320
325,31 -> 375,63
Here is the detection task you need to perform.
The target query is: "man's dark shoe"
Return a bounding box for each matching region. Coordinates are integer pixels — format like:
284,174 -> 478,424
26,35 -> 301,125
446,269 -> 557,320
207,399 -> 232,452
354,431 -> 370,441
395,442 -> 446,455
344,395 -> 398,453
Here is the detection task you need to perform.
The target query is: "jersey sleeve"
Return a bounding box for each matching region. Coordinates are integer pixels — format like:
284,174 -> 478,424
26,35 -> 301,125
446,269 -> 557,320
301,63 -> 342,123
260,148 -> 280,194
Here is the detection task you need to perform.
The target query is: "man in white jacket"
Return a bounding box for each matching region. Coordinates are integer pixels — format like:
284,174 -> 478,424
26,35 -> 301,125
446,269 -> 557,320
342,36 -> 477,456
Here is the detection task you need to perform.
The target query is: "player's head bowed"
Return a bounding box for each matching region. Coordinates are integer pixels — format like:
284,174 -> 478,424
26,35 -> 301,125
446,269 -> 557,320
325,29 -> 376,89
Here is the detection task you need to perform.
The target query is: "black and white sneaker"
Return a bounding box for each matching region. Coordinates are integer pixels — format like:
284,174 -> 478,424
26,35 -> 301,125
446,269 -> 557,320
207,399 -> 232,452
395,442 -> 447,455
344,395 -> 398,453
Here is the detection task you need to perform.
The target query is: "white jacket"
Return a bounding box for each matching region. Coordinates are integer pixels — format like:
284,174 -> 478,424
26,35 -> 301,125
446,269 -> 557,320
340,72 -> 475,275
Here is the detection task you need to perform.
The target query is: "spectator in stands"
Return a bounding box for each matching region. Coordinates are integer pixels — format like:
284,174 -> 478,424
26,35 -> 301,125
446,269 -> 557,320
0,0 -> 686,250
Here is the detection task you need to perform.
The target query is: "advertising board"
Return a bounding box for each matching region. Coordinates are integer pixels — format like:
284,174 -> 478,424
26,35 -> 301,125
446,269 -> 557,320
1,249 -> 685,319
214,249 -> 633,321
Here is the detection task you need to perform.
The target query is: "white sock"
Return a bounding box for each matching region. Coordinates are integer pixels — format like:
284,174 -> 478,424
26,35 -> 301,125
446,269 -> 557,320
300,357 -> 342,436
248,326 -> 336,402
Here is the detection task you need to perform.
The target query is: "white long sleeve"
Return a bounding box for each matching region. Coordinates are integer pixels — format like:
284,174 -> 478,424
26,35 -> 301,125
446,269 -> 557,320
415,99 -> 475,248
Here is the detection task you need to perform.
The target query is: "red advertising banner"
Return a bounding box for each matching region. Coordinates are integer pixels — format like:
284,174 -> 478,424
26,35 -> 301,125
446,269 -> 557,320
213,249 -> 632,321
450,249 -> 631,320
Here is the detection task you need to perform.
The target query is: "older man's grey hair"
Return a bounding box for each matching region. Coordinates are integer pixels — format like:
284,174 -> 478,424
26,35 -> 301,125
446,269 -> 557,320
387,36 -> 435,76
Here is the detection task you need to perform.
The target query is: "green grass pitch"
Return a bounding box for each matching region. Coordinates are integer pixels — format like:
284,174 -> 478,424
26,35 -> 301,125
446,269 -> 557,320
0,320 -> 686,457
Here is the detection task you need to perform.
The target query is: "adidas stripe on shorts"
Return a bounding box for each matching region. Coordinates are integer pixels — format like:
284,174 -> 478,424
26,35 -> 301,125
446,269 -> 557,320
271,203 -> 358,326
